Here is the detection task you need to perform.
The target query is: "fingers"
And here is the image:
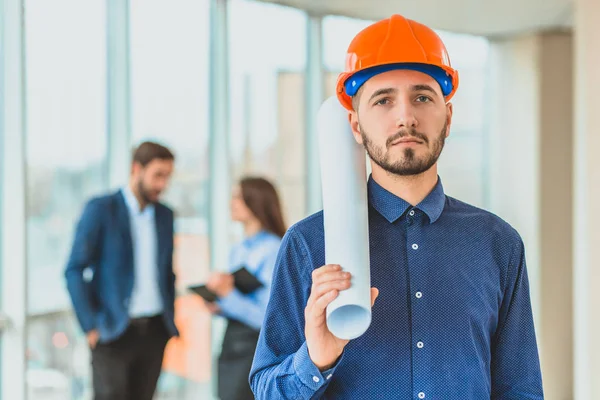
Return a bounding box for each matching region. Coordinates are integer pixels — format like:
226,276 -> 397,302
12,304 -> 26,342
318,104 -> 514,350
206,274 -> 219,289
307,286 -> 379,324
312,275 -> 351,300
307,265 -> 351,308
207,273 -> 231,291
88,335 -> 98,349
370,287 -> 379,307
311,264 -> 341,280
311,289 -> 340,319
306,265 -> 380,327
311,265 -> 351,290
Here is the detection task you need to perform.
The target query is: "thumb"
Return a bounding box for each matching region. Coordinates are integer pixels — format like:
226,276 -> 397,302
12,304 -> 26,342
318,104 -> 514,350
370,287 -> 379,307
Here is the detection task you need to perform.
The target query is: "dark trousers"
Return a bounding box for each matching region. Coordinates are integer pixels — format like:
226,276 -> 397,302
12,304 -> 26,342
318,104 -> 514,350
91,315 -> 170,400
218,320 -> 260,400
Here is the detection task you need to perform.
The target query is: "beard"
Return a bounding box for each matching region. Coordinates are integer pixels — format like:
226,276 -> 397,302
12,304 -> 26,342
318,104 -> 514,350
137,179 -> 160,204
360,121 -> 447,176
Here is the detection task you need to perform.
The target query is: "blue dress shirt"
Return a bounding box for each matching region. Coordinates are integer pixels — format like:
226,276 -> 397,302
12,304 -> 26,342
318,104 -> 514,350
249,176 -> 543,399
121,186 -> 164,317
217,230 -> 282,330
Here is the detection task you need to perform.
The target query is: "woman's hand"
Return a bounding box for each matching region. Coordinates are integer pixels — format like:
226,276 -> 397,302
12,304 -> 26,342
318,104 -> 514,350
204,301 -> 221,314
206,272 -> 235,297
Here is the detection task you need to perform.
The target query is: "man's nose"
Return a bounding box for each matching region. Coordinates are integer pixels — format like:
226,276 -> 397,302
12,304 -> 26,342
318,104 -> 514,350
394,102 -> 418,130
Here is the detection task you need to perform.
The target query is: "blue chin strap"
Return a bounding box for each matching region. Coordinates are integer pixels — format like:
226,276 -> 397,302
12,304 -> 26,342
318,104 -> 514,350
344,63 -> 453,97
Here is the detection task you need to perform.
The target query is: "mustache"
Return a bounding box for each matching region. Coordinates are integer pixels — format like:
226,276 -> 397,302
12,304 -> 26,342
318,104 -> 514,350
386,128 -> 429,148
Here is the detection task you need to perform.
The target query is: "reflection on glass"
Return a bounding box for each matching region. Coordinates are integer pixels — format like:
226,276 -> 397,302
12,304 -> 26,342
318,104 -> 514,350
25,0 -> 107,399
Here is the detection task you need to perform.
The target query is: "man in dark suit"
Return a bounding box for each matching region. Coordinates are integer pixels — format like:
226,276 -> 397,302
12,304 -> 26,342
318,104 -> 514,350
65,141 -> 179,400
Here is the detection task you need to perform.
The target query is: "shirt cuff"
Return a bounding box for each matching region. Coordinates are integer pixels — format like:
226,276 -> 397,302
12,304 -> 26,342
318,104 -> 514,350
292,341 -> 340,389
80,313 -> 97,334
217,288 -> 243,307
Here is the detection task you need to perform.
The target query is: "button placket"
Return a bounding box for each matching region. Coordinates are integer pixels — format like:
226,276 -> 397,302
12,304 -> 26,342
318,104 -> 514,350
406,209 -> 429,400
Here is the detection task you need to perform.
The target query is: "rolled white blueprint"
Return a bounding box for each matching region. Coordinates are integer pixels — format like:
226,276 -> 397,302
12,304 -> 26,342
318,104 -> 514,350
317,95 -> 371,340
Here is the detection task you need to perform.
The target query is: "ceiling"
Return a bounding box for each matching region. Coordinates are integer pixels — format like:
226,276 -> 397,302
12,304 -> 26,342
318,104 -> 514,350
258,0 -> 574,37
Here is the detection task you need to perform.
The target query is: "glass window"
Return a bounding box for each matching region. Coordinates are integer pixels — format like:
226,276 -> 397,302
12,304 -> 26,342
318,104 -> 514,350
129,0 -> 212,397
228,0 -> 308,229
24,0 -> 107,398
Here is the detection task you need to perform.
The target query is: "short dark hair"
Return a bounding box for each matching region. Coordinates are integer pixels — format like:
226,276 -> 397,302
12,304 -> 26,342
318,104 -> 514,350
351,85 -> 364,111
132,141 -> 175,167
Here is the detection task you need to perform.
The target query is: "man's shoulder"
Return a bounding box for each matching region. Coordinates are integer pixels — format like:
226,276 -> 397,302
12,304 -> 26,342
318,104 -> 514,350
444,196 -> 522,243
279,211 -> 325,257
286,210 -> 324,240
84,191 -> 120,211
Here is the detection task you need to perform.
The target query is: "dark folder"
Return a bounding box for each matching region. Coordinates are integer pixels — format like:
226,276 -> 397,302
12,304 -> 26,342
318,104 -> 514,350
232,266 -> 264,294
189,285 -> 219,303
189,266 -> 263,301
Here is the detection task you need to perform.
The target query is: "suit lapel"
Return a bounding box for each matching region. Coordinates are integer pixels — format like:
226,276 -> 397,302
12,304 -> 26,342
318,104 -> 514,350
155,205 -> 166,267
116,191 -> 134,263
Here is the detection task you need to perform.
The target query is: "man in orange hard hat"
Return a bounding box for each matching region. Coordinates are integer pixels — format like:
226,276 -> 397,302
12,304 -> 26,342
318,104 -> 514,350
250,14 -> 543,399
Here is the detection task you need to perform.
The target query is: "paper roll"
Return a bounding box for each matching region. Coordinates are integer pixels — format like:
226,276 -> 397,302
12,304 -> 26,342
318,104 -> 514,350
317,96 -> 371,340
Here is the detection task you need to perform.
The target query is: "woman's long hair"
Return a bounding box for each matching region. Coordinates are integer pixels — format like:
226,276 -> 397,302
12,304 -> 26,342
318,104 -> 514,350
240,177 -> 287,238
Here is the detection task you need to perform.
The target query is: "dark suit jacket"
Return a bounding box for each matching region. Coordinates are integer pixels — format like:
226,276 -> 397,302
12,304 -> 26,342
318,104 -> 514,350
64,190 -> 178,342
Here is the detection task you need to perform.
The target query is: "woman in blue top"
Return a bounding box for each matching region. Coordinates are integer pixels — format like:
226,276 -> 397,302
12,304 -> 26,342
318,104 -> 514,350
205,176 -> 286,400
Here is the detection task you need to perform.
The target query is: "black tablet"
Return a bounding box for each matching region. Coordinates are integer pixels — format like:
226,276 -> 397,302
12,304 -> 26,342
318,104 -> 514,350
189,284 -> 219,302
233,267 -> 264,294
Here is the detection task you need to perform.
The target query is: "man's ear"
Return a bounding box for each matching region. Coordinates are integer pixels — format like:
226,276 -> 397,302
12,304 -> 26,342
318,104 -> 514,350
349,111 -> 363,145
444,102 -> 453,138
131,161 -> 143,177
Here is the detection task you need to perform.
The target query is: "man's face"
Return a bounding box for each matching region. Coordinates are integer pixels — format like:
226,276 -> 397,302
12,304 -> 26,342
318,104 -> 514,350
132,159 -> 174,204
349,69 -> 453,176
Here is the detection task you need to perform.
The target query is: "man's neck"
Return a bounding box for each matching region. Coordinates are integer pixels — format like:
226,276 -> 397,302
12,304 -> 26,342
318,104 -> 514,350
244,219 -> 263,238
128,181 -> 147,211
370,164 -> 439,206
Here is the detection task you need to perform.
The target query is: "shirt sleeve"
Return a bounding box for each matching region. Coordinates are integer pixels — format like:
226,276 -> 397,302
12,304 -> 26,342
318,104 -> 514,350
249,227 -> 341,399
491,236 -> 544,399
216,243 -> 278,330
64,199 -> 102,333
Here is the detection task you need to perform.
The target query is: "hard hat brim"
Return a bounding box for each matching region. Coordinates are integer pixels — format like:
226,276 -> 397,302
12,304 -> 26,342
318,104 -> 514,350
336,62 -> 459,111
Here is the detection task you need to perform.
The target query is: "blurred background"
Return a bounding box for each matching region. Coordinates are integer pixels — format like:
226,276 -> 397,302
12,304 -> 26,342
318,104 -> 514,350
1,0 -> 598,399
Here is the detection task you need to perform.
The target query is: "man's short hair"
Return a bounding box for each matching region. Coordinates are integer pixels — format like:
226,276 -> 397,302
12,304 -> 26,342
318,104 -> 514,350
132,141 -> 175,167
351,85 -> 364,112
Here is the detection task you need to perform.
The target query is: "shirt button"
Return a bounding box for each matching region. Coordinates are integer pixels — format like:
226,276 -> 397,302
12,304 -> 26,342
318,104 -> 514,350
326,374 -> 333,380
409,210 -> 415,216
418,392 -> 426,399
412,244 -> 419,250
417,341 -> 424,349
415,291 -> 423,299
312,376 -> 320,383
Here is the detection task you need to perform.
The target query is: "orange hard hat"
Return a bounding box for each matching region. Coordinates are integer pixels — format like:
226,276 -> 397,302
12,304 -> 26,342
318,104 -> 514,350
336,14 -> 459,111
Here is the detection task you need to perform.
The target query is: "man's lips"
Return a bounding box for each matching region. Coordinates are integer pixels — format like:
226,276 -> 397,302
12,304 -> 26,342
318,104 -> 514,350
390,138 -> 424,146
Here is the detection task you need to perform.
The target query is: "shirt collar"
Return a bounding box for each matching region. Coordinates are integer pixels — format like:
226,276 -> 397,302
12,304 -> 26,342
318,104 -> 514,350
121,185 -> 154,216
368,175 -> 446,224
